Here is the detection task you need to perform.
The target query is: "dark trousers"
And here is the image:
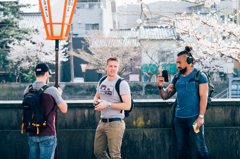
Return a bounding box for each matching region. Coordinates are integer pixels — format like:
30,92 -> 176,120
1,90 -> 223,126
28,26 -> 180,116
174,116 -> 210,159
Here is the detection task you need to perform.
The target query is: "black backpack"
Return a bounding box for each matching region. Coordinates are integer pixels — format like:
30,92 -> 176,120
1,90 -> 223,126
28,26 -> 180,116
99,76 -> 134,117
194,70 -> 214,109
169,70 -> 214,127
21,84 -> 54,134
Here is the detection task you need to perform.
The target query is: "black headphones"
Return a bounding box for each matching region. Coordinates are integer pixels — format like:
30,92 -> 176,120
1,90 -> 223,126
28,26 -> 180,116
186,52 -> 193,64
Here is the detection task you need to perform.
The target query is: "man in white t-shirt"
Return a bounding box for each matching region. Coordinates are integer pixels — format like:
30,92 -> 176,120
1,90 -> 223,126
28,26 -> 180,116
93,57 -> 131,159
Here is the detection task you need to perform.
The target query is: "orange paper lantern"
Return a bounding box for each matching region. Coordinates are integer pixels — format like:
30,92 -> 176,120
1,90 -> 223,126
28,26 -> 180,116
80,64 -> 88,73
38,0 -> 77,40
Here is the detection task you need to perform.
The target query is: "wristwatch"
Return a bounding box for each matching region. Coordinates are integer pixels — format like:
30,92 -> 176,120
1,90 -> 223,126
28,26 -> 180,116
108,102 -> 111,108
199,115 -> 204,119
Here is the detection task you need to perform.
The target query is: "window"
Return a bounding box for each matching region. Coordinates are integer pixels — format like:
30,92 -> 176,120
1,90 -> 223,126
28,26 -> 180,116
228,15 -> 233,22
92,24 -> 99,30
86,23 -> 99,30
211,4 -> 216,8
113,21 -> 116,29
234,9 -> 238,24
220,15 -> 225,21
158,50 -> 175,63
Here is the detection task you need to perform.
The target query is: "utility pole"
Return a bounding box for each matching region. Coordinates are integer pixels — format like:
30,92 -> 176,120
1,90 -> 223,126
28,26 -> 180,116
69,24 -> 74,82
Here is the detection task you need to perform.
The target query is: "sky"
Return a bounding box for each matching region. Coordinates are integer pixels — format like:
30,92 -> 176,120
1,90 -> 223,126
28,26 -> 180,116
19,0 -> 161,12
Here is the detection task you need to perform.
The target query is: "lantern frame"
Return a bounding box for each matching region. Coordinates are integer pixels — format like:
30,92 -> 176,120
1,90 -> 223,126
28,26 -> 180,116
80,64 -> 88,73
38,0 -> 77,40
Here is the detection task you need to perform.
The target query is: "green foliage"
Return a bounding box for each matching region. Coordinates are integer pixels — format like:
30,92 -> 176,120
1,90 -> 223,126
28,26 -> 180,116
22,66 -> 36,83
0,2 -> 31,72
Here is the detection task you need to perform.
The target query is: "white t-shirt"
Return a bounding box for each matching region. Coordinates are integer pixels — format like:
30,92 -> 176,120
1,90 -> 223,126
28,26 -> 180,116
97,76 -> 131,119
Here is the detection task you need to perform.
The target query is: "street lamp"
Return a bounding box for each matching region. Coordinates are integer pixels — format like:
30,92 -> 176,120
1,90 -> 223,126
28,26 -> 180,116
38,0 -> 77,158
39,0 -> 77,41
39,0 -> 77,86
80,64 -> 87,82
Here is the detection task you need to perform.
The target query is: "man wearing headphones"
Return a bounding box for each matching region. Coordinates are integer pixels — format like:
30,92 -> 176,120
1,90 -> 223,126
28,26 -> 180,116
157,46 -> 210,159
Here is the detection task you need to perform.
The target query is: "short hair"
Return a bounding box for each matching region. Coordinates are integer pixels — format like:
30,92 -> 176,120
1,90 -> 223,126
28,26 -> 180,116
107,57 -> 120,65
36,72 -> 46,77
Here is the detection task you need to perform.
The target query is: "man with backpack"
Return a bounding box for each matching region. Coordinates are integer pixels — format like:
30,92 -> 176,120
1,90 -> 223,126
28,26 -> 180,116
23,63 -> 68,159
93,57 -> 131,159
157,46 -> 210,159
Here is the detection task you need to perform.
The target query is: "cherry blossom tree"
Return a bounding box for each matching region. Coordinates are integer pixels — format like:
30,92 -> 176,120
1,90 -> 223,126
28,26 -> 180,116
7,26 -> 68,82
131,0 -> 239,78
73,31 -> 141,76
167,10 -> 238,78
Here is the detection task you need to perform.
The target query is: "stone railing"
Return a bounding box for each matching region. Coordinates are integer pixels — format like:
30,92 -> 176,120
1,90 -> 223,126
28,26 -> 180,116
0,99 -> 240,159
0,81 -> 228,100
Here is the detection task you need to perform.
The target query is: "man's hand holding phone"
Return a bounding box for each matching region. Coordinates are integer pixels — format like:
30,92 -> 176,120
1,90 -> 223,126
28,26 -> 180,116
158,70 -> 168,87
158,74 -> 165,87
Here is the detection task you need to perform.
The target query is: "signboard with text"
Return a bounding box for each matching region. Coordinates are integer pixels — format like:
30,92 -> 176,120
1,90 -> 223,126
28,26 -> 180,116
129,74 -> 140,82
142,63 -> 177,74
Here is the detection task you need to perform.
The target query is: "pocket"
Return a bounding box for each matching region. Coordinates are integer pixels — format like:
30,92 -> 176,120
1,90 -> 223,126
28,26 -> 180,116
41,136 -> 56,146
96,121 -> 103,129
120,121 -> 125,137
186,81 -> 195,91
121,120 -> 125,130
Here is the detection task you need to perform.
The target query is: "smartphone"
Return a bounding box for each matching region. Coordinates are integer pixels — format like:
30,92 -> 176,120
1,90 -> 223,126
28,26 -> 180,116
162,70 -> 169,82
94,103 -> 99,107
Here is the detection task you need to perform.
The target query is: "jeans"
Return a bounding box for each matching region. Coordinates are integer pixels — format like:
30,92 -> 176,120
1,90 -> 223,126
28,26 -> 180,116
94,120 -> 125,159
28,135 -> 57,159
174,116 -> 210,159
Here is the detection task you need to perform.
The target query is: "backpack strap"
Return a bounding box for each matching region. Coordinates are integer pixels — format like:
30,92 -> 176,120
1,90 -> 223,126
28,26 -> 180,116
194,70 -> 202,91
173,71 -> 181,85
45,104 -> 55,118
99,76 -> 107,86
115,78 -> 124,113
28,84 -> 34,93
37,85 -> 49,96
115,78 -> 124,102
38,85 -> 53,118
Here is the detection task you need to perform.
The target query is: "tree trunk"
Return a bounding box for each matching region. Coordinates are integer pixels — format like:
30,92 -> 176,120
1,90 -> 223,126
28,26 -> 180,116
147,75 -> 153,82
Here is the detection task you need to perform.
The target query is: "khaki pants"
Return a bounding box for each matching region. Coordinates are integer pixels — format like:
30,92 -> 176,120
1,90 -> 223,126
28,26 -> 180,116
94,120 -> 125,159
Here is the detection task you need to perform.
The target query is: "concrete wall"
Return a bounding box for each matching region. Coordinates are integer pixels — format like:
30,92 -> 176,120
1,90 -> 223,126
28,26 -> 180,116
1,99 -> 240,159
0,81 -> 228,100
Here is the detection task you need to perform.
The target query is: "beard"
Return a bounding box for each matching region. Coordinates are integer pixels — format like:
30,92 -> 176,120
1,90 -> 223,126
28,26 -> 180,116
179,67 -> 187,74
